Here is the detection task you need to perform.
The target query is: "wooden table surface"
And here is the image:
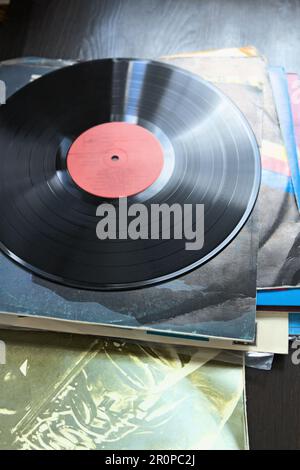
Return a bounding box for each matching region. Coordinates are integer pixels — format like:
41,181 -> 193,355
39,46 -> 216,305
0,0 -> 299,450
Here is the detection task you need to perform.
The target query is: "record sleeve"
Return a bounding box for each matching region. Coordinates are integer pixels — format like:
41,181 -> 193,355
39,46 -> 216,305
0,56 -> 262,341
0,56 -> 260,342
0,58 -> 261,291
166,48 -> 300,290
0,330 -> 248,450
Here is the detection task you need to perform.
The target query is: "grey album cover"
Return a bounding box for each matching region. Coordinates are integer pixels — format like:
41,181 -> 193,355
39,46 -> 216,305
0,58 -> 259,342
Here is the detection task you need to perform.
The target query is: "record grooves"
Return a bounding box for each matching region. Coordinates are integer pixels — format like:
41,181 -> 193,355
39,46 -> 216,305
0,59 -> 261,290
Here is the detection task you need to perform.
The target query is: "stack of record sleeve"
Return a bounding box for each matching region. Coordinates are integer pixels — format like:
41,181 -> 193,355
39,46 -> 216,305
165,47 -> 300,342
0,49 -> 293,355
0,46 -> 299,450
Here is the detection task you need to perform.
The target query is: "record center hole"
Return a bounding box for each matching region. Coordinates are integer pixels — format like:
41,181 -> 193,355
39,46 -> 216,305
111,155 -> 120,162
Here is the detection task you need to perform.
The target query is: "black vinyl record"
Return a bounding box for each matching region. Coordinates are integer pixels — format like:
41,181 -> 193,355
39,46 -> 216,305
0,59 -> 261,290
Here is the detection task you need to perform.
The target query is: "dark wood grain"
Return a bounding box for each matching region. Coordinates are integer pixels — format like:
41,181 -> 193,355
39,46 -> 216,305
247,346 -> 300,450
1,0 -> 300,74
0,0 -> 300,450
0,0 -> 32,60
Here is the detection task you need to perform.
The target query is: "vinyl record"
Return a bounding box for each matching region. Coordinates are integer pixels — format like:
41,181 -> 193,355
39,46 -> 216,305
0,59 -> 261,290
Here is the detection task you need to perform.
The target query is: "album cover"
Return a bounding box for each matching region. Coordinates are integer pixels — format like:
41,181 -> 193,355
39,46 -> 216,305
255,71 -> 300,309
0,57 -> 260,342
289,313 -> 300,336
166,47 -> 300,290
0,310 -> 289,355
288,73 -> 300,171
258,65 -> 300,288
269,67 -> 300,210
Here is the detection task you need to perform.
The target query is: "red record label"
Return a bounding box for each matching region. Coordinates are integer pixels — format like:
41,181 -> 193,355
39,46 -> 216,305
67,122 -> 164,198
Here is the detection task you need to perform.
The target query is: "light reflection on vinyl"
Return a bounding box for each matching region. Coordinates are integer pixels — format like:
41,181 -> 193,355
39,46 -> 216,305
0,59 -> 261,290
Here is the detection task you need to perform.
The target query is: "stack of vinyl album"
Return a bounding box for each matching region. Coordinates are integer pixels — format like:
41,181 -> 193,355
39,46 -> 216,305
0,46 -> 299,450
